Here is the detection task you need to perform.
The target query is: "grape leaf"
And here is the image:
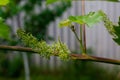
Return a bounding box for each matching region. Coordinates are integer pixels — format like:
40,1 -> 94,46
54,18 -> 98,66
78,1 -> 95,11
0,0 -> 9,6
70,11 -> 103,27
59,11 -> 103,28
83,11 -> 103,27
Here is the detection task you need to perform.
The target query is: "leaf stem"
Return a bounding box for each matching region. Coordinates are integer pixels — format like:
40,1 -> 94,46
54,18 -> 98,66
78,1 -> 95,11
80,25 -> 84,53
70,25 -> 84,53
74,30 -> 84,52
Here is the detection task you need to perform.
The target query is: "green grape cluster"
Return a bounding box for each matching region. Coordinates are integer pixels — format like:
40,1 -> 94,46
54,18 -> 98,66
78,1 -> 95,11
112,17 -> 120,45
100,11 -> 117,38
51,42 -> 70,60
34,41 -> 52,58
17,29 -> 70,60
100,11 -> 120,45
17,29 -> 38,48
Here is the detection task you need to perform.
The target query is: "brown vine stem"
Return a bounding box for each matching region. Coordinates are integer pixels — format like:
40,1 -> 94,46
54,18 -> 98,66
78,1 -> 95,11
70,54 -> 120,65
0,45 -> 120,65
0,45 -> 34,53
81,0 -> 87,54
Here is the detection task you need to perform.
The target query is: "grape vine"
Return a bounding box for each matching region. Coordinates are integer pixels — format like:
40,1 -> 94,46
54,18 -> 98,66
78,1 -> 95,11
17,10 -> 120,60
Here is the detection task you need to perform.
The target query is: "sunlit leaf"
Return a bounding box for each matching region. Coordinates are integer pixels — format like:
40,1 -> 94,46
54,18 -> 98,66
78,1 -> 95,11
46,0 -> 71,5
0,0 -> 9,6
46,0 -> 58,5
83,11 -> 103,27
68,11 -> 103,27
0,17 -> 3,22
0,21 -> 10,40
69,16 -> 84,24
59,19 -> 72,28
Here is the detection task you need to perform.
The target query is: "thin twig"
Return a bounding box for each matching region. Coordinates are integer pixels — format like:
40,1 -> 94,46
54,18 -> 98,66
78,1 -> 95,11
0,45 -> 120,65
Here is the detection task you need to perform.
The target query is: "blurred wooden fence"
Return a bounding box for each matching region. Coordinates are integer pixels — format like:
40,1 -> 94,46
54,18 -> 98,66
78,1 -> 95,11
6,1 -> 120,69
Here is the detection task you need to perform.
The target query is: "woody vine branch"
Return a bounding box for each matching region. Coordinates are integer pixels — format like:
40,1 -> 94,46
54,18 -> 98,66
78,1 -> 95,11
0,45 -> 120,65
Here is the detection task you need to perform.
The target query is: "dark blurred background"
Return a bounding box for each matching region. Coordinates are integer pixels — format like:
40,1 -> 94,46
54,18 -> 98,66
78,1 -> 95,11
0,0 -> 120,80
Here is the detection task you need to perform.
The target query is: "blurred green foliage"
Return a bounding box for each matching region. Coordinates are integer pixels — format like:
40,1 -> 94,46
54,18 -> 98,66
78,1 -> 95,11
0,0 -> 21,19
23,0 -> 71,40
0,48 -> 119,80
0,61 -> 119,80
0,52 -> 23,77
0,0 -> 21,41
0,0 -> 71,41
